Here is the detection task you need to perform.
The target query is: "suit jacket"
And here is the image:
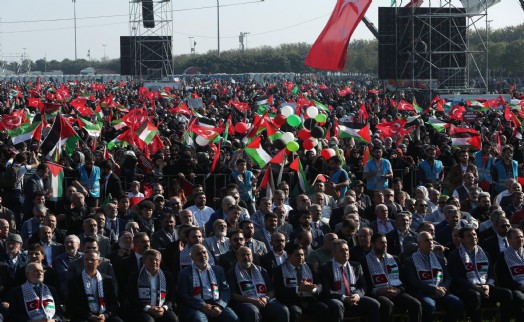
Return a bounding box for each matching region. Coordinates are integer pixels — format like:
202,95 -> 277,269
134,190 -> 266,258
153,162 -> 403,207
319,260 -> 367,301
66,255 -> 118,297
68,273 -> 120,321
386,229 -> 416,257
7,284 -> 63,322
0,251 -> 27,279
289,227 -> 324,250
447,247 -> 496,292
245,238 -> 268,256
349,245 -> 371,263
253,229 -> 272,252
273,263 -> 319,307
177,265 -> 230,317
444,163 -> 478,192
78,234 -> 111,258
151,229 -> 178,252
127,269 -> 176,313
22,173 -> 49,215
27,229 -> 67,246
102,172 -> 125,200
479,235 -> 504,265
218,250 -> 261,273
53,252 -> 83,295
105,217 -> 128,239
116,252 -> 141,301
403,252 -> 451,296
260,251 -> 280,279
41,241 -> 65,266
369,219 -> 396,236
496,250 -> 524,290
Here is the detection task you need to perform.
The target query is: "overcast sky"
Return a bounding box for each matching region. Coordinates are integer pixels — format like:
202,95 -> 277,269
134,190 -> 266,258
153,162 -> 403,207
1,0 -> 521,62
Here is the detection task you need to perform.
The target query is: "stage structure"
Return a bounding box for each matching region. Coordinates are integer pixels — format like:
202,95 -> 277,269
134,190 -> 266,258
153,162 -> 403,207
122,0 -> 173,80
378,0 -> 497,95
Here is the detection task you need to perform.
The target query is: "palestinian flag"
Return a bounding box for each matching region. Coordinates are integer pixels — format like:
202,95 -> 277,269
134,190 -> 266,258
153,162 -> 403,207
7,121 -> 43,145
427,117 -> 448,132
289,157 -> 310,193
136,120 -> 158,145
46,162 -> 64,201
107,128 -> 134,150
313,100 -> 330,112
78,117 -> 102,138
451,136 -> 481,150
245,137 -> 272,168
338,124 -> 371,143
41,114 -> 81,162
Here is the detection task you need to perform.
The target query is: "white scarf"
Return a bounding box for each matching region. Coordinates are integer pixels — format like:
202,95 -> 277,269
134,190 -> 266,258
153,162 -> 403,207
234,263 -> 267,298
21,282 -> 55,321
365,251 -> 402,288
191,263 -> 219,300
281,261 -> 313,287
458,244 -> 489,285
331,260 -> 355,293
82,270 -> 106,314
412,250 -> 443,286
137,267 -> 167,306
503,247 -> 524,285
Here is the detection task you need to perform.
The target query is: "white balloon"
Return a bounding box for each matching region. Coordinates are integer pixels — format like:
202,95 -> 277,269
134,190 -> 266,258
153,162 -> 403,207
281,105 -> 294,117
306,106 -> 319,118
195,135 -> 210,146
281,132 -> 295,144
311,138 -> 319,146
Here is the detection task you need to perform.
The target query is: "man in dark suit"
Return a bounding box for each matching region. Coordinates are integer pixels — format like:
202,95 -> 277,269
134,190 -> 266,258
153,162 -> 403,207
152,214 -> 178,252
218,229 -> 260,273
253,212 -> 280,252
260,232 -> 287,278
289,211 -> 324,250
360,233 -> 421,322
117,232 -> 150,306
318,239 -> 380,322
226,246 -> 289,322
100,160 -> 125,202
369,204 -> 395,235
480,216 -> 511,265
386,211 -> 416,257
128,249 -> 178,322
7,262 -> 63,322
274,244 -> 329,322
404,231 -> 464,322
177,244 -> 240,322
448,227 -> 513,322
34,225 -> 65,267
22,163 -> 50,219
67,250 -> 123,322
241,220 -> 267,256
103,202 -> 128,238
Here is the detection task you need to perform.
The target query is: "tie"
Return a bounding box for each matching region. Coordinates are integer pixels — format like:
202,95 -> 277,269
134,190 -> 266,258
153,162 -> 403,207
504,238 -> 508,248
341,266 -> 350,296
314,222 -> 319,230
296,267 -> 303,285
34,284 -> 41,298
111,220 -> 116,231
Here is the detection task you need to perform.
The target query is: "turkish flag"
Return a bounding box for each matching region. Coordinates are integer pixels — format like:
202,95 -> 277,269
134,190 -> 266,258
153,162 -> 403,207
418,271 -> 432,280
375,119 -> 407,137
372,274 -> 388,284
511,265 -> 524,275
449,104 -> 466,121
305,0 -> 372,70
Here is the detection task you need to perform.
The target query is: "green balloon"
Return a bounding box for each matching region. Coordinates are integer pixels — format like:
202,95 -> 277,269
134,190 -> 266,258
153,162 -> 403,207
286,141 -> 299,152
287,114 -> 301,127
315,114 -> 327,122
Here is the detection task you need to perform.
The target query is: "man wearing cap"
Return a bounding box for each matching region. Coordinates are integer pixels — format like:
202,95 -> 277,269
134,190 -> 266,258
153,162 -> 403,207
417,146 -> 444,186
363,146 -> 393,193
186,192 -> 215,229
0,234 -> 27,280
153,194 -> 174,222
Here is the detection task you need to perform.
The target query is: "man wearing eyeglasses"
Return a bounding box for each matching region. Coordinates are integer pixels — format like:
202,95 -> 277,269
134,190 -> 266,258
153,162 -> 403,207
411,199 -> 430,231
480,217 -> 511,266
435,206 -> 470,246
218,229 -> 261,273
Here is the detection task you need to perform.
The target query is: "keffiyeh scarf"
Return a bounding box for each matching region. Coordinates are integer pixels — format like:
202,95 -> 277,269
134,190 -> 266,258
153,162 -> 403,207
22,282 -> 55,321
191,264 -> 219,300
459,244 -> 489,285
503,247 -> 524,285
137,267 -> 167,306
82,270 -> 106,314
412,250 -> 443,286
365,251 -> 402,288
234,263 -> 267,298
281,261 -> 313,287
331,260 -> 355,293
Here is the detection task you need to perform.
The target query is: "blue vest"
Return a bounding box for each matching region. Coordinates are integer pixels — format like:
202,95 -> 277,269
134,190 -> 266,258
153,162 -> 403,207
363,159 -> 391,191
494,159 -> 518,193
474,151 -> 493,183
78,165 -> 101,198
418,160 -> 443,184
231,170 -> 253,202
331,168 -> 349,197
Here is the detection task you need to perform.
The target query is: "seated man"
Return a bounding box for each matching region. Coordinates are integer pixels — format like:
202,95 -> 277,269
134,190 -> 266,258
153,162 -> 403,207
448,227 -> 513,322
67,250 -> 123,322
128,249 -> 178,322
274,244 -> 329,322
226,246 -> 289,322
7,262 -> 63,322
404,232 -> 464,322
177,244 -> 240,322
361,233 -> 422,322
319,239 -> 380,322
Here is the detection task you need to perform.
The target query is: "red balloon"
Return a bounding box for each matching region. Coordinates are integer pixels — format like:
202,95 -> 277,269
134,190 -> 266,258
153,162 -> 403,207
274,115 -> 287,127
234,122 -> 249,134
297,129 -> 312,140
303,138 -> 315,150
321,148 -> 336,160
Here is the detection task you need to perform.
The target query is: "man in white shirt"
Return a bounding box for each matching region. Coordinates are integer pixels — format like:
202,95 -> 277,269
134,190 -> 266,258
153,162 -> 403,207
186,193 -> 215,228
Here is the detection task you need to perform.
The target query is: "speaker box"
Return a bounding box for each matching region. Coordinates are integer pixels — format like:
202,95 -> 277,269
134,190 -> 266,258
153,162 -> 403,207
378,7 -> 467,80
120,36 -> 172,76
142,0 -> 155,28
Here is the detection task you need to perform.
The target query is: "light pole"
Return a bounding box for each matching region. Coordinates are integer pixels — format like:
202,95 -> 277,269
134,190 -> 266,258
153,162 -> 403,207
102,44 -> 107,60
189,37 -> 194,54
73,0 -> 77,60
217,0 -> 220,58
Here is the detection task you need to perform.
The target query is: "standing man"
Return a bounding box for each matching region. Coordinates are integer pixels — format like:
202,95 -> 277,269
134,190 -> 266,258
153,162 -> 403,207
72,153 -> 101,208
448,227 -> 513,322
187,193 -> 215,229
404,232 -> 464,322
363,146 -> 393,193
361,233 -> 422,322
226,246 -> 289,322
67,250 -> 123,322
474,141 -> 494,192
230,159 -> 255,214
493,146 -> 519,194
177,244 -> 240,322
418,146 -> 444,186
319,239 -> 381,322
100,160 -> 124,202
327,156 -> 350,200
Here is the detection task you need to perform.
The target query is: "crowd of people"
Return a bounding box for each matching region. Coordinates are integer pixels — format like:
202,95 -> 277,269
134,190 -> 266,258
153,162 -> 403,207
0,75 -> 523,322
